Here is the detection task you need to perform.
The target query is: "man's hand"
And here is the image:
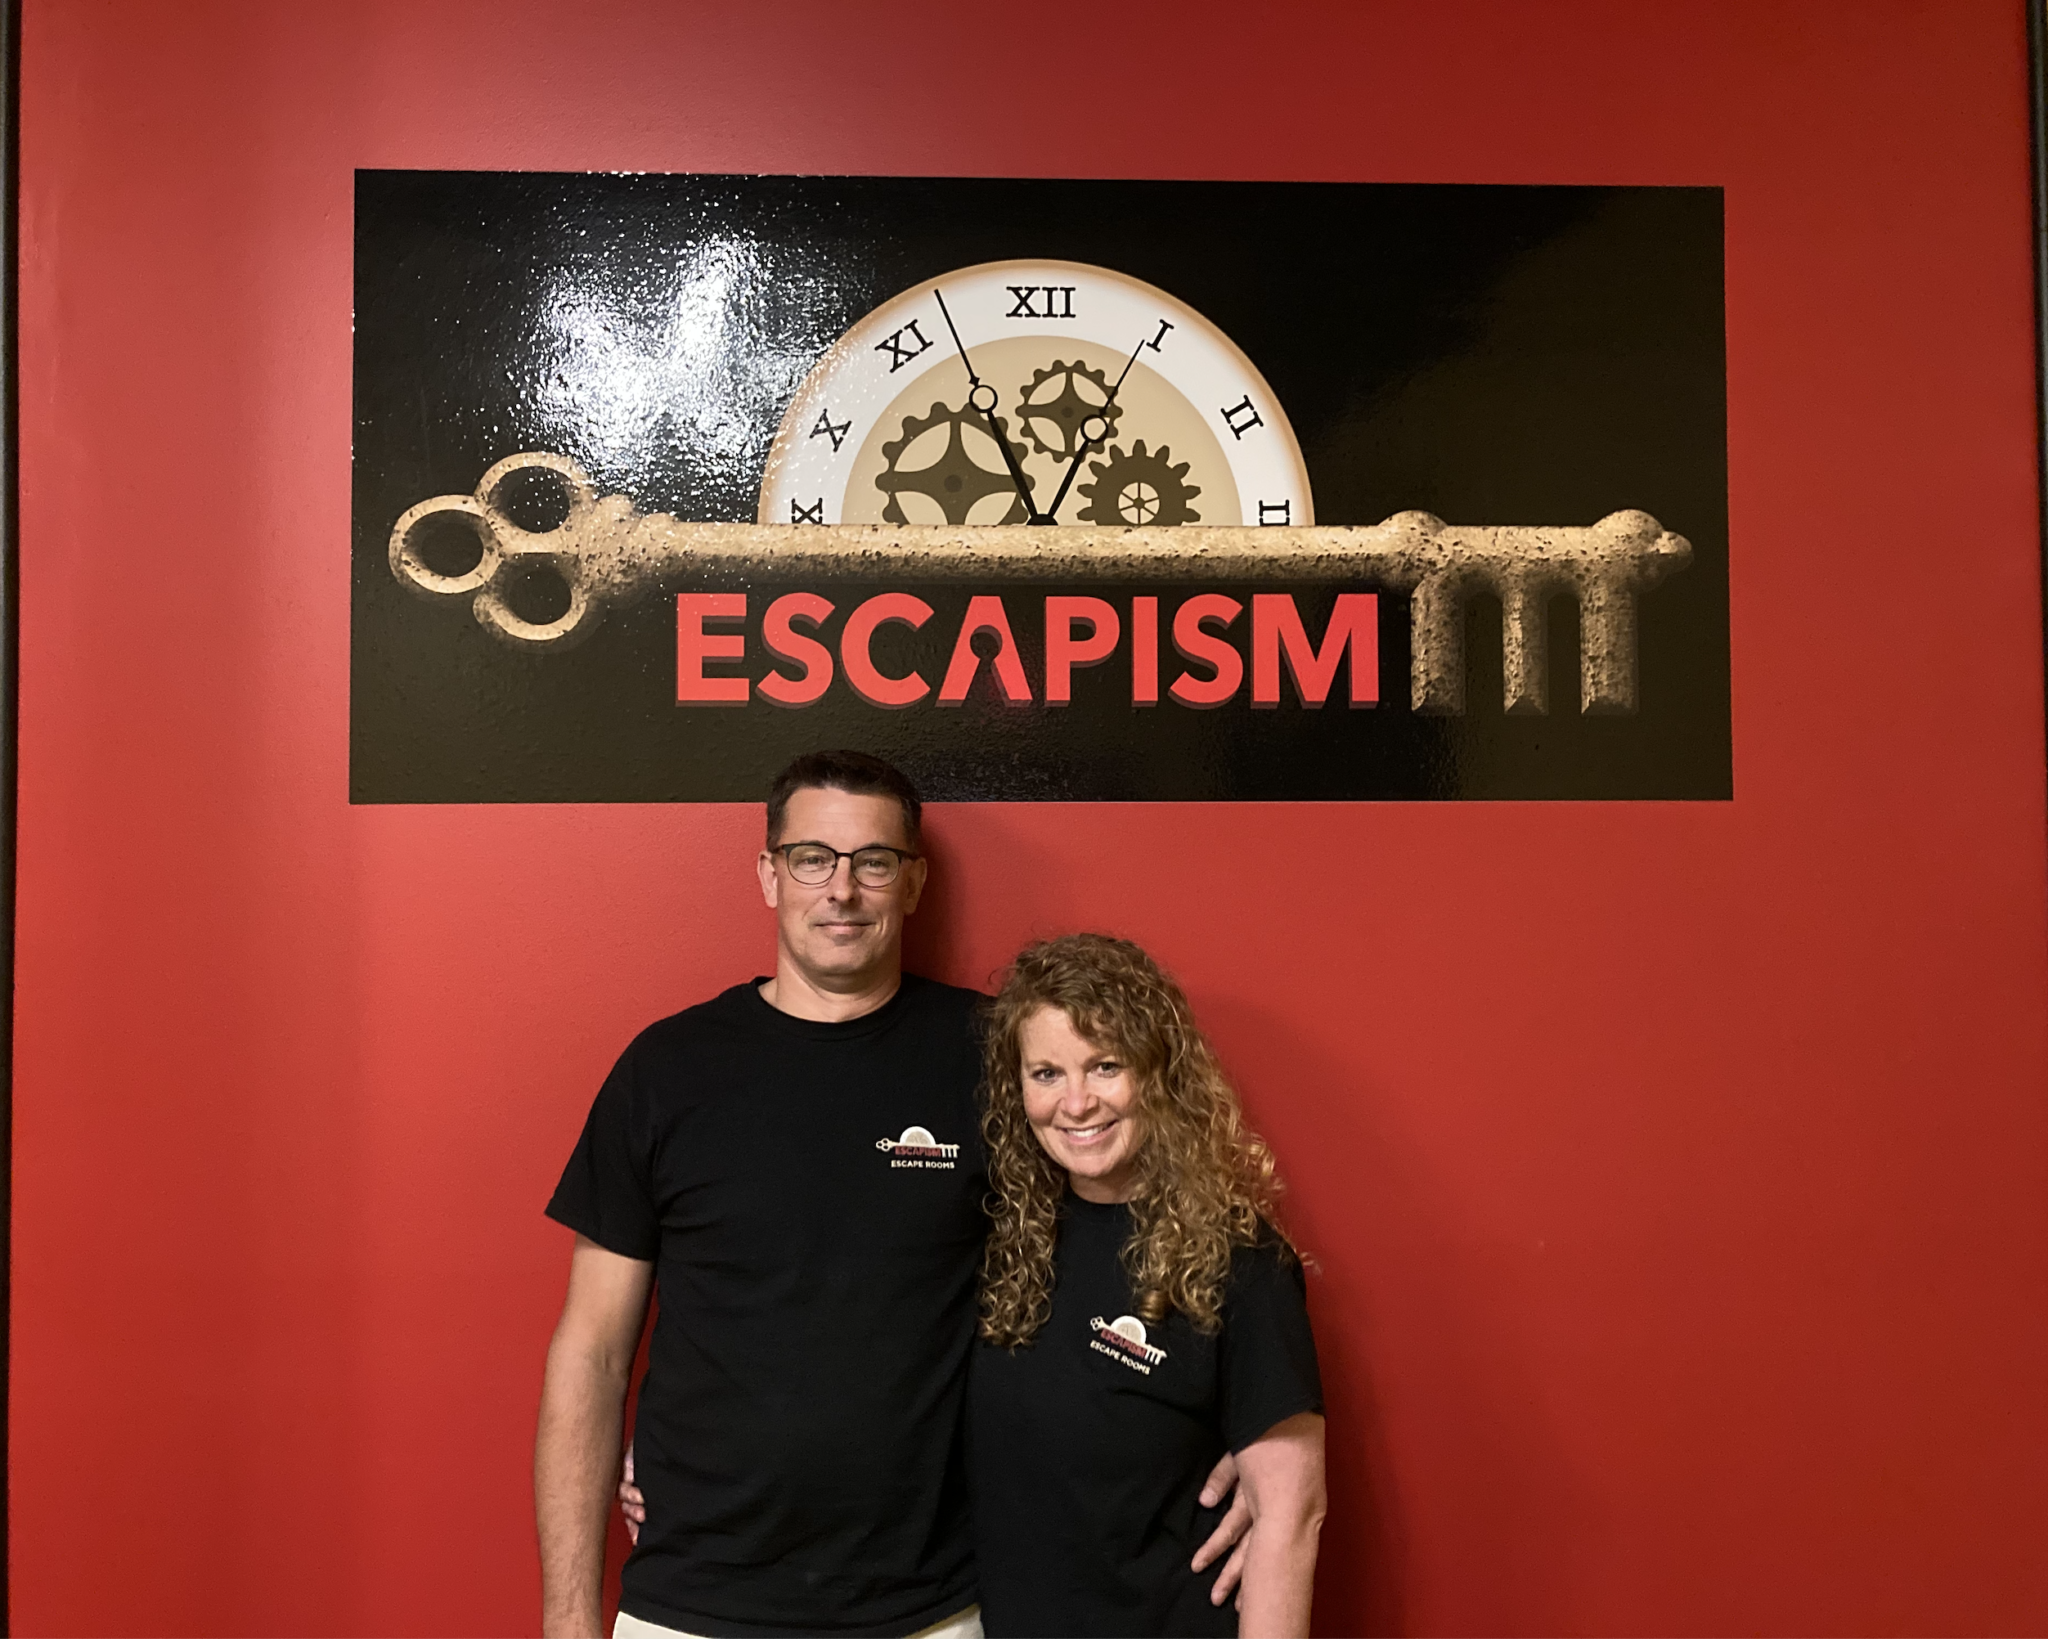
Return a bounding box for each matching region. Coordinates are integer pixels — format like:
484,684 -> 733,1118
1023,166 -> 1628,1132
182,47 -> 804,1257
535,1236 -> 654,1639
619,1444 -> 647,1546
1190,1449 -> 1252,1605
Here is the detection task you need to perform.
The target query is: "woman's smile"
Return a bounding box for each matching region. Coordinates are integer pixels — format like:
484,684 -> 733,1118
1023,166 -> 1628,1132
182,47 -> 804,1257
1020,1006 -> 1145,1202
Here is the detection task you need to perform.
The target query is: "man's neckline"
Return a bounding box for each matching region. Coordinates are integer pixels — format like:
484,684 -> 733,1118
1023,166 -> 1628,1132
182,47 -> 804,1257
757,968 -> 903,1024
743,973 -> 921,1036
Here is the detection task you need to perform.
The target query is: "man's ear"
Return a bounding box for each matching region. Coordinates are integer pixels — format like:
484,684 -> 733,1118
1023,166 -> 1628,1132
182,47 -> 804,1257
756,849 -> 780,908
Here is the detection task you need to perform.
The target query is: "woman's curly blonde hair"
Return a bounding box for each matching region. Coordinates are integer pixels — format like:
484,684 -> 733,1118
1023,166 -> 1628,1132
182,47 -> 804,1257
979,933 -> 1294,1346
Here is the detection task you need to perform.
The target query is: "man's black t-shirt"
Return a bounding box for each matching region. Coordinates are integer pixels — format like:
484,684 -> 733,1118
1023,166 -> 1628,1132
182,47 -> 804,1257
546,975 -> 988,1638
968,1197 -> 1323,1639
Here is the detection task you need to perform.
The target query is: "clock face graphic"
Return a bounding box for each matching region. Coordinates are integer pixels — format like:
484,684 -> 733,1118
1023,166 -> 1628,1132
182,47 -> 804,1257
758,260 -> 1314,530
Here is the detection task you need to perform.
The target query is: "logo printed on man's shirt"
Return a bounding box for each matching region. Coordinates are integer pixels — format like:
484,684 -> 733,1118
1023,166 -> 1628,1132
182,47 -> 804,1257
1089,1314 -> 1168,1374
875,1124 -> 960,1169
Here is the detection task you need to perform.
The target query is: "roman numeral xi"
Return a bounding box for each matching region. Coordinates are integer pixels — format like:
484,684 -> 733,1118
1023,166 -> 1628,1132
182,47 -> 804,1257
875,320 -> 933,373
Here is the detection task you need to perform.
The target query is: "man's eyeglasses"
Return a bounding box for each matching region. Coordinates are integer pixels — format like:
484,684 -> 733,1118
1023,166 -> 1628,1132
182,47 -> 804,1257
772,843 -> 920,887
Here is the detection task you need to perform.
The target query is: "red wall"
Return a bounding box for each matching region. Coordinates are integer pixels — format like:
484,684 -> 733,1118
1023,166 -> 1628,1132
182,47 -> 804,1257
13,1 -> 2048,1633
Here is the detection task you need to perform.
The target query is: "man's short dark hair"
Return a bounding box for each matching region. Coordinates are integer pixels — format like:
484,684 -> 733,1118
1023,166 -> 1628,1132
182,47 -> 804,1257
765,751 -> 923,851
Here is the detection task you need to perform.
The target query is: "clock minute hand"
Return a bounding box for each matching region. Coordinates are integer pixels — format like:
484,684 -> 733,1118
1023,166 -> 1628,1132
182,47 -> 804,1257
1038,333 -> 1148,525
932,288 -> 1041,524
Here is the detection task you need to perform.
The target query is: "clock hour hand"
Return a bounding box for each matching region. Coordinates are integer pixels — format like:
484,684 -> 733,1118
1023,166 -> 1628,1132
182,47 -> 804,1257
1037,332 -> 1148,525
932,288 -> 1041,524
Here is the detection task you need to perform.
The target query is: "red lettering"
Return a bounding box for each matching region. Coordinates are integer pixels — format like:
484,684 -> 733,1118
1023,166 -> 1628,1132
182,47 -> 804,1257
938,595 -> 1033,705
1251,593 -> 1379,707
1043,597 -> 1120,706
1168,594 -> 1243,708
758,592 -> 835,707
676,593 -> 748,705
840,593 -> 933,707
1132,597 -> 1158,706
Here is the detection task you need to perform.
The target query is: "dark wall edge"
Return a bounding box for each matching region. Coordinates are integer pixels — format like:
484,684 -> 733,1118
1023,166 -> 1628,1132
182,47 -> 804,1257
0,0 -> 17,1619
0,0 -> 15,1621
2032,0 -> 2048,824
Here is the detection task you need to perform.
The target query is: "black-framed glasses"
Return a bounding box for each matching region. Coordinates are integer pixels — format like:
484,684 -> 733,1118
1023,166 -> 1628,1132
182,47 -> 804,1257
772,842 -> 920,887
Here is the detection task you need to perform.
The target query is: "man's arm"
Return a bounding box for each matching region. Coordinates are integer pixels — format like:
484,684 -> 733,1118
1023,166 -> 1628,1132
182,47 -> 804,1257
536,1235 -> 655,1639
1230,1412 -> 1327,1638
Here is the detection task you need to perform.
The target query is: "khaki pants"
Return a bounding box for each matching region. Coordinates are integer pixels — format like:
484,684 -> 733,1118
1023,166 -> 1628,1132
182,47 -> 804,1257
614,1602 -> 983,1639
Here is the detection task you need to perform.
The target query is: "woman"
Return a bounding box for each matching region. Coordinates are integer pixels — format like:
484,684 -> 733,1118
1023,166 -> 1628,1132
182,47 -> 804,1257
970,933 -> 1325,1638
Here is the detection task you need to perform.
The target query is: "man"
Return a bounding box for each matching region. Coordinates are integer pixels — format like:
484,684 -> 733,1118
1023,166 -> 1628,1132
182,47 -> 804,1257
536,750 -> 1247,1638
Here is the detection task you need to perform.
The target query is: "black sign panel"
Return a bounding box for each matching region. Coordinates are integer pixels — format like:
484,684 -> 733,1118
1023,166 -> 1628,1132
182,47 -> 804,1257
352,172 -> 1728,802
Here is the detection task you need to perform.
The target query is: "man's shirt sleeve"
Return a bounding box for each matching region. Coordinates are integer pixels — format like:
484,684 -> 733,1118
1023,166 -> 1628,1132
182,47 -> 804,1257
545,1038 -> 662,1261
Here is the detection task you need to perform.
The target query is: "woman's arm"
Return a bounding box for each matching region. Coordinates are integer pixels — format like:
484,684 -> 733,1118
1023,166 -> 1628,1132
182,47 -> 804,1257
1230,1411 -> 1328,1638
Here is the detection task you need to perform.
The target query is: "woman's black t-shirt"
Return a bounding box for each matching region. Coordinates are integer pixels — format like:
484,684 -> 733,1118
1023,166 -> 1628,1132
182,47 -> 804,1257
968,1197 -> 1323,1638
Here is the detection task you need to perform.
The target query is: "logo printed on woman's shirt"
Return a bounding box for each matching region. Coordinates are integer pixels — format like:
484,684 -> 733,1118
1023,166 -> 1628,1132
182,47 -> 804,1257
1089,1314 -> 1168,1373
875,1124 -> 960,1169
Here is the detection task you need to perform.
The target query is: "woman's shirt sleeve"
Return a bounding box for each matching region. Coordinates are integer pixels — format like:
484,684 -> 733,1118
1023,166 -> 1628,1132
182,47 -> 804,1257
1218,1239 -> 1325,1452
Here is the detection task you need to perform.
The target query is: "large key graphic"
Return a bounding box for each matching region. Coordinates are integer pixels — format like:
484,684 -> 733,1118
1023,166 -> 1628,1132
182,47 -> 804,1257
389,452 -> 1693,714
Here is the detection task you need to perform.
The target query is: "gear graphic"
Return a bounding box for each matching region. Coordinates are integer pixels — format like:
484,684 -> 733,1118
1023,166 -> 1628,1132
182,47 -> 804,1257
1012,360 -> 1124,461
875,401 -> 1035,525
1075,440 -> 1202,527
